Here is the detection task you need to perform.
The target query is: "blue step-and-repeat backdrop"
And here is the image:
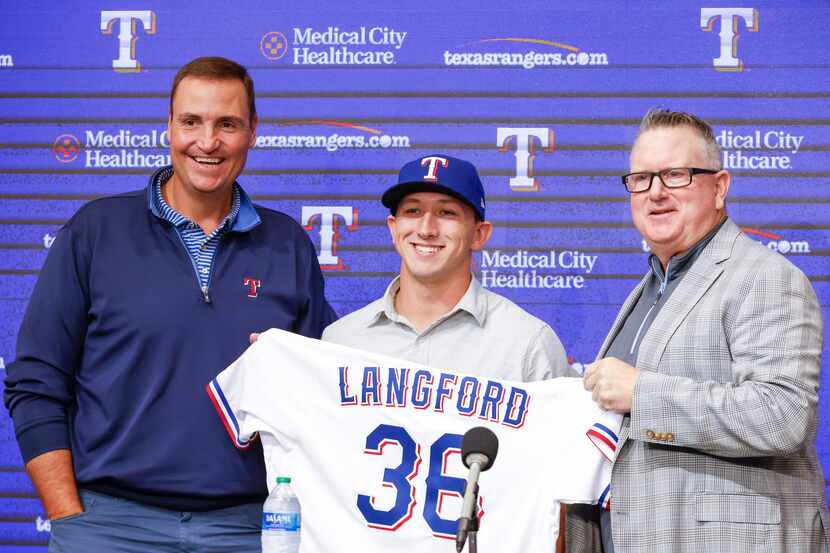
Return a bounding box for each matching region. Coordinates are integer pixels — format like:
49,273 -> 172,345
0,1 -> 828,549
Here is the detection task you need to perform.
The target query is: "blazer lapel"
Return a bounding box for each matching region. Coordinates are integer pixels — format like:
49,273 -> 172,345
635,219 -> 741,374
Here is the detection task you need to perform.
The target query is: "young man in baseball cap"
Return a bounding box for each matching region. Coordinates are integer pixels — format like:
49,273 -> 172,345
323,154 -> 572,382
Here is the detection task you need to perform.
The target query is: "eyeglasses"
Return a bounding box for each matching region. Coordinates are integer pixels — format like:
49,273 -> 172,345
621,167 -> 719,193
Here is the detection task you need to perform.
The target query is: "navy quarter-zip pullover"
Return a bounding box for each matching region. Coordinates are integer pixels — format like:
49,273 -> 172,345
4,166 -> 337,510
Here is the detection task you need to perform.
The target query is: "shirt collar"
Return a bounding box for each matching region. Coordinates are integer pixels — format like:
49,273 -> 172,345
369,277 -> 402,325
455,276 -> 487,326
146,165 -> 261,233
369,275 -> 486,328
648,216 -> 727,282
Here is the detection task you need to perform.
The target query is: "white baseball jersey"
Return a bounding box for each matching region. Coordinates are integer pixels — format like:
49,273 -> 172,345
208,329 -> 620,553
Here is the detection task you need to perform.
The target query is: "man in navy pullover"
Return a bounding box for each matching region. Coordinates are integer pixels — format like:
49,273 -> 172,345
4,57 -> 336,552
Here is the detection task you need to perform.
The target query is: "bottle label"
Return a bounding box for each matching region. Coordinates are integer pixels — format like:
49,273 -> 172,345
262,511 -> 301,531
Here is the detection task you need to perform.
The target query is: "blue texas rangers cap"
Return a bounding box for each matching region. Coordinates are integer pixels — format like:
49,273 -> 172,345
382,154 -> 487,220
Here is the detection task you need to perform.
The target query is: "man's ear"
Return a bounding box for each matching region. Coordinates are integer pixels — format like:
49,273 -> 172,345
714,170 -> 730,211
248,115 -> 258,148
386,214 -> 397,241
471,220 -> 493,251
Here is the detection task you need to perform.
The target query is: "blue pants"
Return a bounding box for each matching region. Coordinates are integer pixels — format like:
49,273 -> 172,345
48,490 -> 262,553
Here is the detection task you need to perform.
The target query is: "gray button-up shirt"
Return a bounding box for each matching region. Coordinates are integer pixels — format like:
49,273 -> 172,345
323,276 -> 572,381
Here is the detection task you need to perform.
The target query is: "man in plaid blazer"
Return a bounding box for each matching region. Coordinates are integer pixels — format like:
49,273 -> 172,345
570,109 -> 829,552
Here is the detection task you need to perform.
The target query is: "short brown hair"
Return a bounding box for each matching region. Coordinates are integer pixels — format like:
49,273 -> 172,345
170,57 -> 256,123
635,108 -> 722,170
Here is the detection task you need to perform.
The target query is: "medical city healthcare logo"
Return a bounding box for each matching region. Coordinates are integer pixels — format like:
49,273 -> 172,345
478,249 -> 599,290
51,129 -> 170,168
260,32 -> 289,60
444,36 -> 609,69
52,134 -> 81,163
716,127 -> 804,170
259,25 -> 407,65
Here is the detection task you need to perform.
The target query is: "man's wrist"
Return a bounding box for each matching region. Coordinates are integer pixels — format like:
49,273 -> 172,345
48,504 -> 84,521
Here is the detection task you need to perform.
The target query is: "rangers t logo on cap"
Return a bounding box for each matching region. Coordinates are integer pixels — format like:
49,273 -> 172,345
420,156 -> 449,182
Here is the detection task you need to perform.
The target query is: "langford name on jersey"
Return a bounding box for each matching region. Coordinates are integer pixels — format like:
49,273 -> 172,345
338,366 -> 529,428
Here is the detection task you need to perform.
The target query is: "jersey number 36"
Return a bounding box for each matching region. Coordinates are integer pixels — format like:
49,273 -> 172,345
357,423 -> 482,539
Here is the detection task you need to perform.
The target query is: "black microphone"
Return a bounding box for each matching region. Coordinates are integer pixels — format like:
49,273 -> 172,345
456,427 -> 499,552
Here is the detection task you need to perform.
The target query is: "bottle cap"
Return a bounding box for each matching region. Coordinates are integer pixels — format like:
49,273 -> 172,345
276,476 -> 292,484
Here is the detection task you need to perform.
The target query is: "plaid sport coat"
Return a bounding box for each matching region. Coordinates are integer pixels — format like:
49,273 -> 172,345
567,218 -> 829,553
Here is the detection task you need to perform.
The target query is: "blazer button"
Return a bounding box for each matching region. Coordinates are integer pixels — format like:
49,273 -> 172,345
646,430 -> 655,439
656,432 -> 665,441
666,433 -> 675,442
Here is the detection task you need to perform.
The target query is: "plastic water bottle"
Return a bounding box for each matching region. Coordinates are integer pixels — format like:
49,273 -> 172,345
261,476 -> 301,553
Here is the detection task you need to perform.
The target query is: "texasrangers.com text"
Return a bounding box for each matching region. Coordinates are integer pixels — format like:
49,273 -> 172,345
256,133 -> 410,152
444,50 -> 608,69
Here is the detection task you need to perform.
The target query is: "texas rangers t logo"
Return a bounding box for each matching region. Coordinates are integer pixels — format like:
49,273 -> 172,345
244,277 -> 261,298
421,156 -> 448,181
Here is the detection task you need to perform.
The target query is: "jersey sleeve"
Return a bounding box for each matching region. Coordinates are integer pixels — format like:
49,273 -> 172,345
543,379 -> 622,509
584,407 -> 622,510
207,328 -> 325,453
207,351 -> 264,450
207,329 -> 298,450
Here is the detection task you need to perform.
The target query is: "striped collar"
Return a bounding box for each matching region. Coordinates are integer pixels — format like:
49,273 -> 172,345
146,165 -> 261,233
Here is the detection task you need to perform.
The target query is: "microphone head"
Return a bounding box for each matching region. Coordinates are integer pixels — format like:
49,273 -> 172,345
461,426 -> 499,471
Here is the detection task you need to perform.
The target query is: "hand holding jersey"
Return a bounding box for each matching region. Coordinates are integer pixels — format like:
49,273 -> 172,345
583,358 -> 639,413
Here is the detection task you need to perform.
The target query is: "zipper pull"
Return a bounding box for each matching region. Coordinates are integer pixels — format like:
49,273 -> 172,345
201,286 -> 211,304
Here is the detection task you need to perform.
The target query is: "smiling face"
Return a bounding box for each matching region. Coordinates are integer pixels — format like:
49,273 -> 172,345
629,125 -> 729,266
167,76 -> 257,202
387,192 -> 492,287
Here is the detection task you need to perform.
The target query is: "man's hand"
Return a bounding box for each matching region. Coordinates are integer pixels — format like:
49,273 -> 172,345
249,332 -> 259,344
25,449 -> 83,520
583,357 -> 639,413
